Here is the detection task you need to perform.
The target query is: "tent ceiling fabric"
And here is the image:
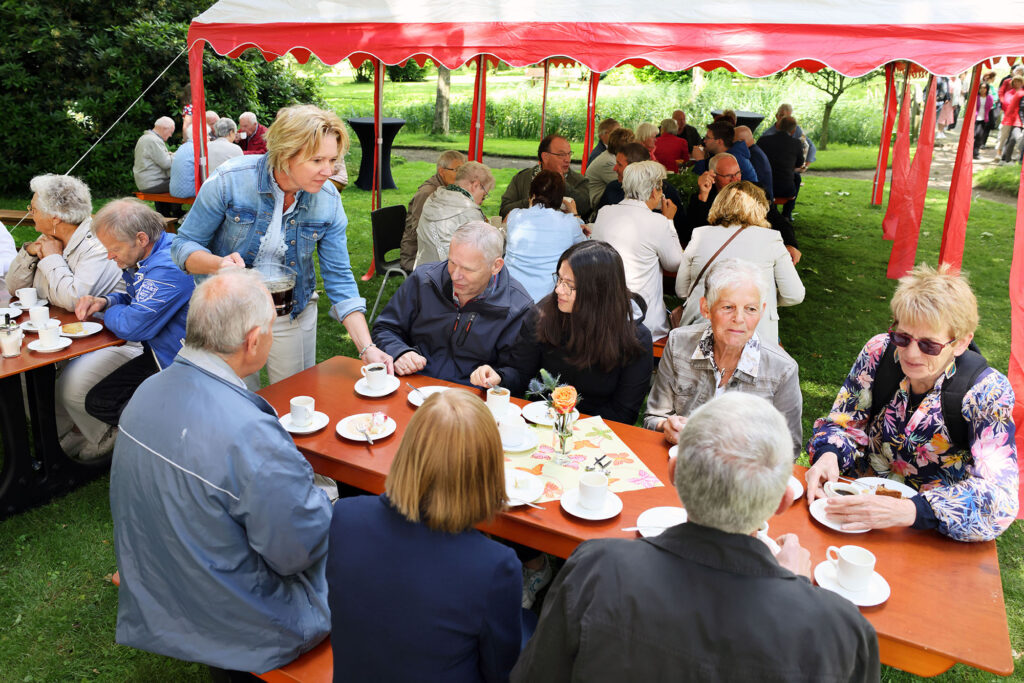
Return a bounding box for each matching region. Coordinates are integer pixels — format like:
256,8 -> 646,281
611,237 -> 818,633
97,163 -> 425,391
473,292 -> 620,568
190,0 -> 1024,76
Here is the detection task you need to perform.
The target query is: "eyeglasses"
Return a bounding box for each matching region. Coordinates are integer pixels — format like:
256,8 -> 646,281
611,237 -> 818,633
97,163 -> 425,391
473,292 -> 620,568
714,171 -> 741,180
551,274 -> 576,292
888,329 -> 957,356
545,151 -> 572,158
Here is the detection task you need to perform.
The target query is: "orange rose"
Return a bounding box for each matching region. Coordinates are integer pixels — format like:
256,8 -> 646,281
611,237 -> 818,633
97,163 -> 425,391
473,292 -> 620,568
551,385 -> 578,414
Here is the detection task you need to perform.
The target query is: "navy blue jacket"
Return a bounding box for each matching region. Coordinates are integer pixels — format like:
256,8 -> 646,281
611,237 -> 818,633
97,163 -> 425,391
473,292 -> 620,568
372,260 -> 533,385
327,495 -> 523,683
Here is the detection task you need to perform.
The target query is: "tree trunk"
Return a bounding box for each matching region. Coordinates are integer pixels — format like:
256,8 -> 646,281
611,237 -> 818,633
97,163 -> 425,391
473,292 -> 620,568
432,65 -> 451,135
819,94 -> 841,150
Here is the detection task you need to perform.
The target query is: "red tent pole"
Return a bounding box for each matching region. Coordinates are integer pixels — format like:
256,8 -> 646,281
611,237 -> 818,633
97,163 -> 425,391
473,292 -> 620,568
361,58 -> 384,281
938,64 -> 983,269
1010,162 -> 1024,517
581,71 -> 600,175
187,37 -> 210,195
468,56 -> 488,161
882,64 -> 913,240
887,75 -> 938,280
540,59 -> 550,140
871,62 -> 898,206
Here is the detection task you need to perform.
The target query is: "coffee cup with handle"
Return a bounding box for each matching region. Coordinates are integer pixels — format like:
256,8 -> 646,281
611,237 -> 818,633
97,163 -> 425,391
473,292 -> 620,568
360,363 -> 388,391
16,288 -> 37,307
486,386 -> 511,419
37,320 -> 62,349
29,305 -> 50,327
499,415 -> 528,448
577,471 -> 609,511
289,396 -> 315,427
826,545 -> 876,592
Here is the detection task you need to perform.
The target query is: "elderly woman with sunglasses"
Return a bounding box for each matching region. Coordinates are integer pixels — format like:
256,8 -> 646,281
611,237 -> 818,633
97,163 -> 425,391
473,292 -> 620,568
806,264 -> 1018,542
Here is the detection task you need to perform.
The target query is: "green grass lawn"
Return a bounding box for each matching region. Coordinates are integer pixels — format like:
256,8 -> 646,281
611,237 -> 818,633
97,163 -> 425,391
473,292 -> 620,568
0,167 -> 1021,681
975,162 -> 1023,197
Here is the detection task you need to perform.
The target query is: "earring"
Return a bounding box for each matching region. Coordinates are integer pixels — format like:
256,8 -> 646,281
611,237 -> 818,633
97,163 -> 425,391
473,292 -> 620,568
893,348 -> 900,363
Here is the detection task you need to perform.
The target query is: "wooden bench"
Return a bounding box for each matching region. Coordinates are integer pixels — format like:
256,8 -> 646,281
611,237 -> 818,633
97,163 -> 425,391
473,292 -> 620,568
0,209 -> 176,233
110,570 -> 332,681
133,192 -> 192,206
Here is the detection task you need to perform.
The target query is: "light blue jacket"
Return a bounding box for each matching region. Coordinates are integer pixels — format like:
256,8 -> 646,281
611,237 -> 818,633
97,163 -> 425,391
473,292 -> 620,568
171,154 -> 365,322
504,205 -> 586,303
110,347 -> 331,673
169,141 -> 197,198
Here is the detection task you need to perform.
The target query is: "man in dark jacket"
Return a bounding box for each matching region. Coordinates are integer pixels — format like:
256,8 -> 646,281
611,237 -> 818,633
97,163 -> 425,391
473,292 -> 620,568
372,222 -> 532,384
512,393 -> 880,683
757,116 -> 805,219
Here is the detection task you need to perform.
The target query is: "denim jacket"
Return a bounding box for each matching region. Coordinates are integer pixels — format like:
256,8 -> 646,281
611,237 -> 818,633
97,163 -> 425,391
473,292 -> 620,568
171,154 -> 365,321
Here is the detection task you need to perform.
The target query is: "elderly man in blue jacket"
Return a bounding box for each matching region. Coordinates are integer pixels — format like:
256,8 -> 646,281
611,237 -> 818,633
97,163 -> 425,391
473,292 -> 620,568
111,268 -> 331,676
373,221 -> 532,384
68,199 -> 194,444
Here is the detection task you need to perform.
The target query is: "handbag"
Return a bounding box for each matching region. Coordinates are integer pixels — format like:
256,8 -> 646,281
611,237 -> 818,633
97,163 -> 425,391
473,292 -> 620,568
670,225 -> 748,328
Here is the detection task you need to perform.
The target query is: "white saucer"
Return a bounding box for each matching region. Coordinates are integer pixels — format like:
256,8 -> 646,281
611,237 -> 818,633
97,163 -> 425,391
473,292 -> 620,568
0,307 -> 22,319
354,374 -> 400,398
407,385 -> 449,407
635,506 -> 687,537
856,476 -> 917,499
27,337 -> 72,353
788,475 -> 804,501
522,400 -> 580,426
814,561 -> 891,607
560,488 -> 623,521
280,411 -> 330,434
809,498 -> 869,534
668,445 -> 678,459
12,299 -> 48,309
336,413 -> 397,441
492,403 -> 523,421
20,320 -> 57,333
502,429 -> 539,453
59,321 -> 103,338
505,467 -> 544,505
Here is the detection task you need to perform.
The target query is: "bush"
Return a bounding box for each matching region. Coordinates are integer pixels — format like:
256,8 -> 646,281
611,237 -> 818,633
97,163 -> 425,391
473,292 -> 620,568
386,62 -> 429,83
0,0 -> 323,196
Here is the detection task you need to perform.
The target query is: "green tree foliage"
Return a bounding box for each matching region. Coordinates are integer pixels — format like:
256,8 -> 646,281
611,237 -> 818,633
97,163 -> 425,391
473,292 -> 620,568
386,61 -> 429,83
0,0 -> 323,195
633,66 -> 693,85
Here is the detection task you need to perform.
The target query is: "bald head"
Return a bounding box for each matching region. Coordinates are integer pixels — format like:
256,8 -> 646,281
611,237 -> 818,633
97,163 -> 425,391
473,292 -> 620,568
205,110 -> 220,127
734,125 -> 754,147
154,117 -> 175,141
709,154 -> 741,190
238,112 -> 258,136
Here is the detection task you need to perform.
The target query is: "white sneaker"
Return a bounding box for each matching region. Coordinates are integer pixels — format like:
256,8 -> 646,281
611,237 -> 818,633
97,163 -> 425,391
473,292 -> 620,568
522,555 -> 554,609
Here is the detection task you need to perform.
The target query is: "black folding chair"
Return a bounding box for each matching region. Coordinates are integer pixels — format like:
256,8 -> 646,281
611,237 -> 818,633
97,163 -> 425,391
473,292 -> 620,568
368,204 -> 410,321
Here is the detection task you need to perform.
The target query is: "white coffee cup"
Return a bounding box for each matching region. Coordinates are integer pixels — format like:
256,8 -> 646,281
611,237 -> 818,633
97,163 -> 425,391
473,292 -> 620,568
29,305 -> 50,327
486,386 -> 511,419
16,288 -> 37,307
824,481 -> 864,498
826,545 -> 876,592
499,415 -> 528,447
360,363 -> 388,391
577,471 -> 608,511
37,320 -> 61,348
290,396 -> 315,427
755,521 -> 781,555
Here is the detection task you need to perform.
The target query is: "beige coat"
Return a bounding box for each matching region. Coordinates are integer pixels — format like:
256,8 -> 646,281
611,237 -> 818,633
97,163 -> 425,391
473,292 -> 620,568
674,223 -> 804,347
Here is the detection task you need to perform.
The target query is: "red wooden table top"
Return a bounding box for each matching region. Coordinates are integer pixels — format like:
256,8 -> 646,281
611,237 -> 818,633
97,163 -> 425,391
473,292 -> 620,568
0,305 -> 124,378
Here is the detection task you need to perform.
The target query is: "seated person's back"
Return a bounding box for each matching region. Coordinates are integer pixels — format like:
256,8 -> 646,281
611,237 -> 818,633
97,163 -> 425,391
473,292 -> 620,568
414,161 -> 493,269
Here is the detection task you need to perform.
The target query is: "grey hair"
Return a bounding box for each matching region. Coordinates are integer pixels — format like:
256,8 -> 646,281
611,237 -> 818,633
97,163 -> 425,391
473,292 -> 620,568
436,149 -> 466,171
184,269 -> 275,355
239,111 -> 257,125
704,258 -> 769,307
1013,65 -> 1024,76
660,118 -> 679,135
455,161 -> 495,193
708,153 -> 737,174
212,118 -> 237,139
450,221 -> 504,262
635,122 -> 658,144
622,160 -> 666,200
92,198 -> 165,244
674,393 -> 793,534
29,174 -> 92,225
154,116 -> 175,131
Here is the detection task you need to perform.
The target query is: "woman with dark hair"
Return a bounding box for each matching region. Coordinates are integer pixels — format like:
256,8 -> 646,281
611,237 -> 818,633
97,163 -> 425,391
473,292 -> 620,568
472,240 -> 653,424
503,169 -> 586,302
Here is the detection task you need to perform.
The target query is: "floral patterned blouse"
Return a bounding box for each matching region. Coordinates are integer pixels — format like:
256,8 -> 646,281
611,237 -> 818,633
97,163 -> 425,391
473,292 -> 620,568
807,333 -> 1018,542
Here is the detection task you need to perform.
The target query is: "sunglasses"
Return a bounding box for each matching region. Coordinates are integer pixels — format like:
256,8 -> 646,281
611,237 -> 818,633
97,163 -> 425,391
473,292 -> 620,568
888,329 -> 956,357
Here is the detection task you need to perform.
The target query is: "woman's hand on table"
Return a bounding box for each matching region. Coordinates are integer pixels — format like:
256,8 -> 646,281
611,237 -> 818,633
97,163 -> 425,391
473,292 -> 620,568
75,295 -> 107,320
361,345 -> 394,373
660,416 -> 687,444
805,452 -> 840,502
774,534 -> 811,578
394,351 -> 427,376
470,365 -> 501,388
824,495 -> 917,531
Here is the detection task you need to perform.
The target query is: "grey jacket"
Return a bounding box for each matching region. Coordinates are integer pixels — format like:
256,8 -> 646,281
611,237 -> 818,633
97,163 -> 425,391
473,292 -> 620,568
132,129 -> 173,189
644,322 -> 803,451
401,172 -> 445,271
413,187 -> 485,269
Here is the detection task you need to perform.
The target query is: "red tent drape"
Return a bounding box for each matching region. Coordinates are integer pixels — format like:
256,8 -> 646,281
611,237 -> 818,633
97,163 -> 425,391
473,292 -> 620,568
360,58 -> 385,281
188,41 -> 210,194
887,75 -> 937,280
882,64 -> 913,240
468,56 -> 488,161
539,59 -> 550,141
938,65 -> 982,269
581,71 -> 600,175
871,63 -> 898,206
1011,162 -> 1024,517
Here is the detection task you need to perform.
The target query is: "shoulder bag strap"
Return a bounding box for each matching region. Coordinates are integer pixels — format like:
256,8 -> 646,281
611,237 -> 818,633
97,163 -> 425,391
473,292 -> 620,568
686,226 -> 748,299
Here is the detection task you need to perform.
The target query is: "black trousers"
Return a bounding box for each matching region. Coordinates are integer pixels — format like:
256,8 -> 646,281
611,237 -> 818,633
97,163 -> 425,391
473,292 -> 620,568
84,351 -> 160,426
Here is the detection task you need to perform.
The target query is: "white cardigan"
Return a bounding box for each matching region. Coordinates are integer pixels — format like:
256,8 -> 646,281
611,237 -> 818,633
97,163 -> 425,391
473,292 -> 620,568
674,224 -> 804,346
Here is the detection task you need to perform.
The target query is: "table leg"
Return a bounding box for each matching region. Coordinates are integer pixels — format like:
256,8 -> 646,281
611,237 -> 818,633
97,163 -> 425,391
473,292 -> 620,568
24,365 -> 109,500
0,374 -> 42,518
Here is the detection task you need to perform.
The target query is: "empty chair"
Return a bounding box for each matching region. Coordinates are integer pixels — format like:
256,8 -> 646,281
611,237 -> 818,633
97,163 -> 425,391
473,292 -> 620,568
369,204 -> 409,321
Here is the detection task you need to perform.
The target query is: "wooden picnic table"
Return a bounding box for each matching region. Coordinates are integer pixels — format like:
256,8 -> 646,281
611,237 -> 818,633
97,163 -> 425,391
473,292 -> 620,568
0,208 -> 178,232
257,355 -> 1014,678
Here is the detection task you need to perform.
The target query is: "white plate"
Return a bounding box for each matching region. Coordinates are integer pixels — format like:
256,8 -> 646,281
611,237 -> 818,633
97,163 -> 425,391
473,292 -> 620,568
407,385 -> 449,407
522,400 -> 579,426
59,321 -> 103,338
20,320 -> 58,333
11,299 -> 48,309
855,476 -> 917,499
0,307 -> 22,319
814,561 -> 891,607
503,429 -> 539,453
809,498 -> 869,534
336,413 -> 397,442
27,337 -> 72,353
280,411 -> 330,434
788,475 -> 804,501
492,403 -> 523,421
635,506 -> 687,537
505,467 -> 544,505
354,374 -> 400,398
560,488 -> 623,521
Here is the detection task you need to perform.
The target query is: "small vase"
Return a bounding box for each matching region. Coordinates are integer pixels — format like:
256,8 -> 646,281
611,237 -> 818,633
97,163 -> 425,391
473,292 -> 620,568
551,410 -> 576,466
